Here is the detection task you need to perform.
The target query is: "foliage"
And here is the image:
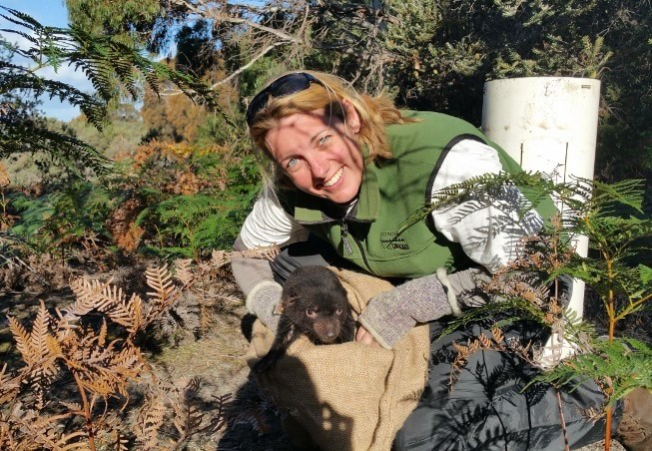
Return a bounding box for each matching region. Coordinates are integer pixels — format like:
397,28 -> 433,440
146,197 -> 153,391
0,55 -> 109,177
140,83 -> 208,143
92,0 -> 652,191
535,177 -> 652,440
0,263 -> 231,450
67,104 -> 147,161
8,181 -> 115,257
1,6 -> 218,179
66,0 -> 162,46
126,142 -> 260,259
5,140 -> 261,262
534,337 -> 652,401
428,172 -> 652,448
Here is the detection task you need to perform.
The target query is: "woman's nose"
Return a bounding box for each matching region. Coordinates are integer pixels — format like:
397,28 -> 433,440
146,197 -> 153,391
308,154 -> 329,179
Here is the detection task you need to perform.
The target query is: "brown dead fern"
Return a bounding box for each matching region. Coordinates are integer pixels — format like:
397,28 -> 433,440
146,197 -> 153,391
448,327 -> 534,388
169,256 -> 244,338
133,389 -> 166,451
1,259 -> 238,450
0,263 -> 194,450
8,301 -> 59,410
210,245 -> 280,269
144,264 -> 181,325
132,376 -> 229,450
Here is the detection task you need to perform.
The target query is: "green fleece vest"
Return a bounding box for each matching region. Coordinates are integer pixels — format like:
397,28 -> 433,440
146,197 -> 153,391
277,111 -> 556,278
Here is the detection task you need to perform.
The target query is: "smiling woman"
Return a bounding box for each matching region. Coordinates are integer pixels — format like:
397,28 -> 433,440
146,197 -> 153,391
232,70 -> 618,450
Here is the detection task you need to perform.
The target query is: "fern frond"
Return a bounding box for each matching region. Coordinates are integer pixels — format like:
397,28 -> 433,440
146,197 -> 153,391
145,265 -> 181,324
125,293 -> 145,336
172,377 -> 204,442
134,390 -> 166,451
55,431 -> 92,450
68,277 -> 114,317
175,259 -> 195,287
210,250 -> 230,268
0,61 -> 108,124
59,401 -> 83,414
0,364 -> 20,405
0,104 -> 111,176
7,315 -> 32,364
1,6 -> 219,180
67,277 -> 143,333
8,408 -> 78,450
535,337 -> 652,403
146,265 -> 177,302
113,430 -> 129,451
7,301 -> 59,408
591,178 -> 645,214
30,301 -> 51,363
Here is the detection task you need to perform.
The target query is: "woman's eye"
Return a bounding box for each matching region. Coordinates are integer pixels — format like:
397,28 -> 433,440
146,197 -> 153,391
318,135 -> 331,146
286,158 -> 300,173
335,308 -> 343,315
306,308 -> 317,318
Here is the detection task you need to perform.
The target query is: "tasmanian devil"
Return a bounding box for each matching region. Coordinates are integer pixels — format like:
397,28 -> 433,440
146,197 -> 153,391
253,266 -> 355,374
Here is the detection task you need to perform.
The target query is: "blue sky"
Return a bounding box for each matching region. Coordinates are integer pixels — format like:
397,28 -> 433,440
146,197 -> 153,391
1,0 -> 94,121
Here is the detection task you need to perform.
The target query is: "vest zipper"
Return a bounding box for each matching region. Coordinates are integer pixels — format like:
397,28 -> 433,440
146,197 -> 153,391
341,221 -> 353,254
341,220 -> 372,272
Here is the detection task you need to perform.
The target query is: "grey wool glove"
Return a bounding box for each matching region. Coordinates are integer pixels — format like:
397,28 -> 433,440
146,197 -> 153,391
436,267 -> 494,310
358,267 -> 493,349
246,280 -> 283,332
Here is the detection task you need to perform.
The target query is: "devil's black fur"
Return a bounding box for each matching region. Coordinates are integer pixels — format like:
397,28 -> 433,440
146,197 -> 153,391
253,266 -> 355,373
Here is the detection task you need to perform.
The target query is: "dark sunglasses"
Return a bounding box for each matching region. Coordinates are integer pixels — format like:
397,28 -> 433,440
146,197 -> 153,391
246,72 -> 323,126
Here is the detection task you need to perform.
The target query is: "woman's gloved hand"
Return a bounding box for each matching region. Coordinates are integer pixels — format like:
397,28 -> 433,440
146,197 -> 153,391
358,267 -> 494,349
246,280 -> 283,332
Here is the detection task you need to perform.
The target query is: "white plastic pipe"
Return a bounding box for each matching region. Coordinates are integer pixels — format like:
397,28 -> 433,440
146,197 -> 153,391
481,77 -> 601,318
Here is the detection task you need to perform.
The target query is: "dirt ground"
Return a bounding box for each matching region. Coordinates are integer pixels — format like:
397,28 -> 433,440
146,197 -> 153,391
0,263 -> 635,450
147,305 -> 300,450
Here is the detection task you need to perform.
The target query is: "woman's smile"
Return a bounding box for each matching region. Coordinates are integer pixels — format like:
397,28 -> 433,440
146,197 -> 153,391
322,167 -> 344,188
265,105 -> 364,204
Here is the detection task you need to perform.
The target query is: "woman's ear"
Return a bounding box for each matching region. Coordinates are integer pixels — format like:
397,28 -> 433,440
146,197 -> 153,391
341,99 -> 361,134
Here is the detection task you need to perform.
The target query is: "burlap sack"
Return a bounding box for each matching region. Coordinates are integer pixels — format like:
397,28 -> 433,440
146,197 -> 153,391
246,267 -> 430,451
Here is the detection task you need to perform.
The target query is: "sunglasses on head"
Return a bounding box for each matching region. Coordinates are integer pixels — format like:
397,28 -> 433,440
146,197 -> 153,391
246,72 -> 323,126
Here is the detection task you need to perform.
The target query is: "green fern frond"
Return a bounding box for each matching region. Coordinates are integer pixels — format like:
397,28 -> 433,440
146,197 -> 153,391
437,297 -> 550,341
0,62 -> 107,125
536,337 -> 652,403
592,178 -> 645,212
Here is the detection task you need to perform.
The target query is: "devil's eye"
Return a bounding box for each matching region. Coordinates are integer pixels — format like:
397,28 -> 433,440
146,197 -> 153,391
335,308 -> 343,315
306,308 -> 317,318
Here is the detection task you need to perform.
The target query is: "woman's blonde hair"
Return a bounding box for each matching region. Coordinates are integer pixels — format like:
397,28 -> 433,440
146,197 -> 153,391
248,70 -> 413,166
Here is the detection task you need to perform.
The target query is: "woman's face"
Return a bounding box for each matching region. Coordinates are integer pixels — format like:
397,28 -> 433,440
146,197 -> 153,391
265,102 -> 364,204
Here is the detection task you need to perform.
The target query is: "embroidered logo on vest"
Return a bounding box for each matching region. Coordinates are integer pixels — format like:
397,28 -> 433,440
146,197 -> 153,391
380,232 -> 410,250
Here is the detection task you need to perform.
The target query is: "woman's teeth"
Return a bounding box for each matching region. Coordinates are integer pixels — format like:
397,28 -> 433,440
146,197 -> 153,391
323,168 -> 343,187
